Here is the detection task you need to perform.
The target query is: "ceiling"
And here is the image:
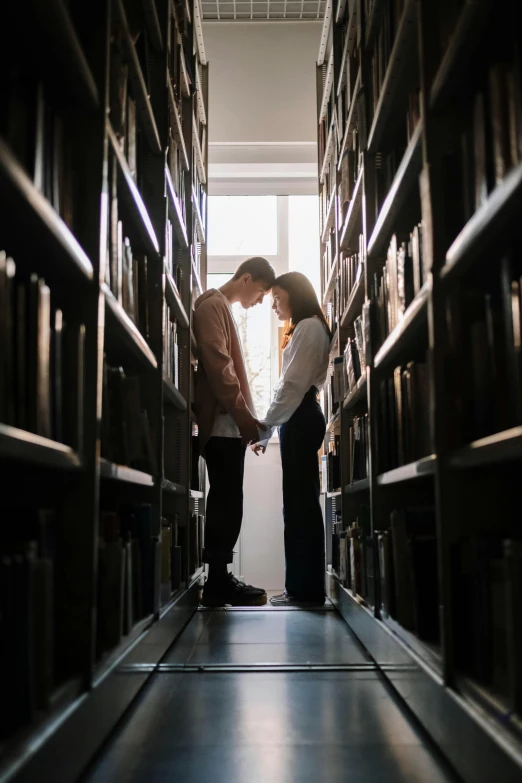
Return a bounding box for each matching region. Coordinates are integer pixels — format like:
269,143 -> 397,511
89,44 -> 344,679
201,0 -> 326,20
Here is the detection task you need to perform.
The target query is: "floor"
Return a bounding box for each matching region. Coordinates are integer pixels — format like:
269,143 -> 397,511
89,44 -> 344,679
83,599 -> 459,783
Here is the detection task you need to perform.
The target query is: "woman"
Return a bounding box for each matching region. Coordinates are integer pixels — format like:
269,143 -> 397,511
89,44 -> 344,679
253,272 -> 331,607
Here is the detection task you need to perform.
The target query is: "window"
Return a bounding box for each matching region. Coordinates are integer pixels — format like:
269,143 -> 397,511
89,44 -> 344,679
288,195 -> 321,300
207,273 -> 273,418
208,196 -> 278,256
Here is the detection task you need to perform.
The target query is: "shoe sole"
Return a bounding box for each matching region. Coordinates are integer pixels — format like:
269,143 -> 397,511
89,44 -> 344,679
201,593 -> 268,608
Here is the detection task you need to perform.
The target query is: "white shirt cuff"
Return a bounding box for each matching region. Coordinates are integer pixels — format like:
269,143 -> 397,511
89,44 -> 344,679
257,424 -> 274,446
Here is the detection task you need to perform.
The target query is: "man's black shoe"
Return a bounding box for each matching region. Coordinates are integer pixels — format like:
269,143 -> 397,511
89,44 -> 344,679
201,573 -> 267,607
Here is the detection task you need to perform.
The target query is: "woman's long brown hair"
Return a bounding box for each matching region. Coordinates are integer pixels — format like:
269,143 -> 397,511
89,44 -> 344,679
273,272 -> 332,349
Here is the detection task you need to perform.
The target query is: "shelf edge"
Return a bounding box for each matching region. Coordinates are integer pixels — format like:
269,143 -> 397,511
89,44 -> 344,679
373,281 -> 430,370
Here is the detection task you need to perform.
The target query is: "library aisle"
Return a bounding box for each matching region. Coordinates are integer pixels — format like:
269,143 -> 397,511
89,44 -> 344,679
83,603 -> 458,783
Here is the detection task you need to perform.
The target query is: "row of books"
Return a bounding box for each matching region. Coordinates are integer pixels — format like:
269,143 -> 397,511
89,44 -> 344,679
378,506 -> 439,641
369,0 -> 405,116
320,154 -> 337,239
33,86 -> 75,229
327,307 -> 369,415
107,172 -> 150,340
324,366 -> 338,426
0,509 -> 56,738
456,535 -> 522,712
1,73 -> 76,231
373,144 -> 407,220
319,177 -> 334,241
340,237 -> 365,314
324,435 -> 341,493
347,414 -> 369,484
193,176 -> 207,234
344,308 -> 370,393
97,504 -> 161,658
335,512 -> 374,603
333,506 -> 439,642
164,306 -> 180,388
167,129 -> 186,222
165,219 -> 184,299
336,45 -> 360,154
319,108 -> 335,177
101,360 -> 157,473
377,361 -> 431,473
371,226 -> 426,350
442,51 -> 522,251
0,253 -> 85,449
109,32 -> 139,182
447,265 -> 519,444
322,232 -> 337,297
0,501 -> 177,738
169,12 -> 191,104
339,138 -> 363,227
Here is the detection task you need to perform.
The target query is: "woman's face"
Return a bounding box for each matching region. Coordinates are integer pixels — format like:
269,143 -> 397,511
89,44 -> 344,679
272,286 -> 291,321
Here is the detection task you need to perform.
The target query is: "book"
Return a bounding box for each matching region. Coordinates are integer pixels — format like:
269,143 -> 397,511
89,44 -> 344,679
396,240 -> 414,317
15,281 -> 28,430
34,546 -> 54,708
110,38 -> 128,140
0,253 -> 16,425
473,92 -> 491,210
339,531 -> 348,585
26,275 -> 52,438
411,224 -> 423,296
62,321 -> 85,452
377,531 -> 395,618
390,510 -> 415,631
349,521 -> 362,595
504,539 -> 522,713
489,62 -> 516,186
362,537 -> 375,607
500,255 -> 522,425
126,96 -> 137,180
52,310 -> 64,443
123,535 -> 133,634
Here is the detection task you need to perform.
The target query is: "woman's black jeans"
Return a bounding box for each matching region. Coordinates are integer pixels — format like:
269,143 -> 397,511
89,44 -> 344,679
279,386 -> 326,601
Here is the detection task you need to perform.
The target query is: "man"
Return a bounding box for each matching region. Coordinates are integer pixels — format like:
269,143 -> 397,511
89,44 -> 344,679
194,257 -> 276,607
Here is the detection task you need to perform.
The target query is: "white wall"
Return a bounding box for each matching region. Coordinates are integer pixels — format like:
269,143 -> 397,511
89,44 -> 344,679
203,21 -> 321,144
239,445 -> 285,590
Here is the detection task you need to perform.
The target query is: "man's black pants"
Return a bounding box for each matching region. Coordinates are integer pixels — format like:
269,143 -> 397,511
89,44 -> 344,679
203,437 -> 246,568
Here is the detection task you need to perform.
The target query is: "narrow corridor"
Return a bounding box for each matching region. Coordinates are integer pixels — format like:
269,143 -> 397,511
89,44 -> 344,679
84,602 -> 459,783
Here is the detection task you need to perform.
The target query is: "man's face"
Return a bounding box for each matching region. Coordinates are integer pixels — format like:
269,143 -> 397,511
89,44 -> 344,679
238,274 -> 270,309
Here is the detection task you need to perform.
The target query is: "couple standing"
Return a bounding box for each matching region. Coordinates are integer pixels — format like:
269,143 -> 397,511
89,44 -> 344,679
194,257 -> 331,608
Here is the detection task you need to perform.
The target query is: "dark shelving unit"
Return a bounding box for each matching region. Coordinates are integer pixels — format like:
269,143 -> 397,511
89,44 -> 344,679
0,0 -> 208,778
318,0 -> 522,779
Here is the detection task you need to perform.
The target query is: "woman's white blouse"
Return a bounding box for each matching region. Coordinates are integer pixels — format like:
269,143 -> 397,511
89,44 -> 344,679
258,316 -> 331,443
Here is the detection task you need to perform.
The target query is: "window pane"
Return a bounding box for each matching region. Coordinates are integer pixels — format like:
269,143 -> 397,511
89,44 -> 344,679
288,195 -> 321,300
207,274 -> 272,418
208,196 -> 278,256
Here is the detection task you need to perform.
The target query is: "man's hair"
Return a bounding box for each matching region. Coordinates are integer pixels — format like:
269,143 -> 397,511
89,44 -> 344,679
232,257 -> 276,289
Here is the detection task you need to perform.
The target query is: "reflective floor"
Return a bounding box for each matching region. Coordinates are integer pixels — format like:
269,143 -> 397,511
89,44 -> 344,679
84,603 -> 459,782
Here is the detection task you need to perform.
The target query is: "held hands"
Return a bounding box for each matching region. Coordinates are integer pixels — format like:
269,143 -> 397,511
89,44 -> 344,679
239,417 -> 267,447
251,443 -> 266,456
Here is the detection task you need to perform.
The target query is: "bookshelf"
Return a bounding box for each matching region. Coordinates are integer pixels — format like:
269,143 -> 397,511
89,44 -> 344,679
318,0 -> 522,779
0,0 -> 208,778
